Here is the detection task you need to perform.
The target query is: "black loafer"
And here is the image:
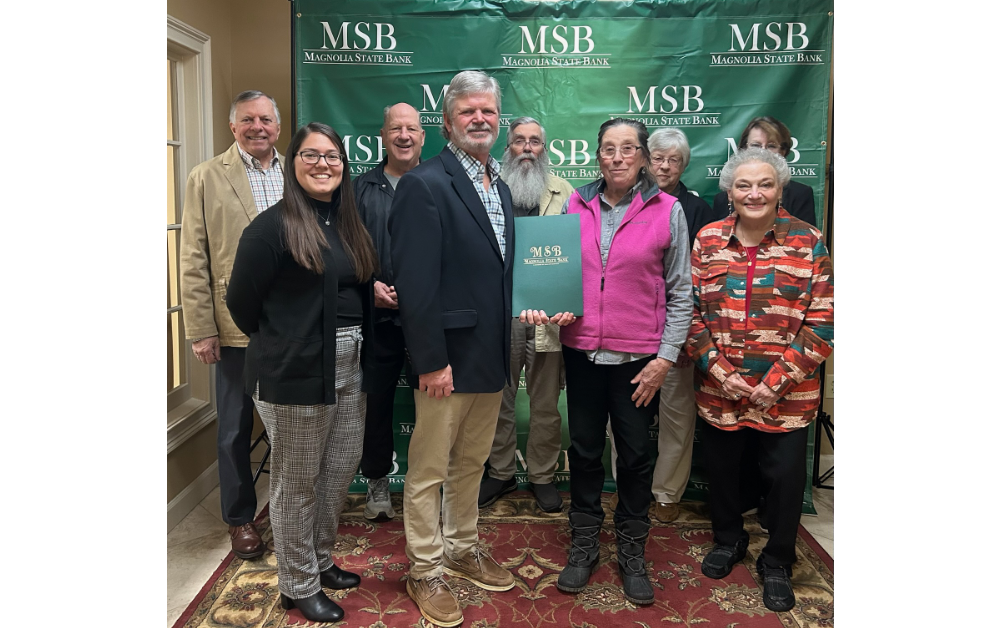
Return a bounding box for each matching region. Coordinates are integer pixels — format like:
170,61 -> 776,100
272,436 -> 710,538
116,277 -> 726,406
756,555 -> 795,612
701,533 -> 749,579
320,563 -> 361,589
478,476 -> 517,508
280,590 -> 344,623
530,482 -> 563,513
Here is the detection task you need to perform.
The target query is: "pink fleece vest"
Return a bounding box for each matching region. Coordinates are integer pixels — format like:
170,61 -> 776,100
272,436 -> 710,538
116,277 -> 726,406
560,187 -> 676,354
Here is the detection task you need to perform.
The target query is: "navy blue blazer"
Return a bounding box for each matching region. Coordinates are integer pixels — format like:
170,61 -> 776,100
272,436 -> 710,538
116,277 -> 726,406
388,147 -> 514,393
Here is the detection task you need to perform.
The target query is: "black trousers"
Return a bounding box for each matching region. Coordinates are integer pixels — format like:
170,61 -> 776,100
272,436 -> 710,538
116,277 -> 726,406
563,347 -> 657,524
217,346 -> 258,526
360,321 -> 406,479
700,422 -> 808,568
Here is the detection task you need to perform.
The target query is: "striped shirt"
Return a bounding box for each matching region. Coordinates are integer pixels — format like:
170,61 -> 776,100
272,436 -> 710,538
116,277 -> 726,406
237,145 -> 284,213
447,141 -> 505,259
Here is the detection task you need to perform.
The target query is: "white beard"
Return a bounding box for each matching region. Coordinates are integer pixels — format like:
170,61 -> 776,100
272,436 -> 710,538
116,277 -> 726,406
502,150 -> 550,210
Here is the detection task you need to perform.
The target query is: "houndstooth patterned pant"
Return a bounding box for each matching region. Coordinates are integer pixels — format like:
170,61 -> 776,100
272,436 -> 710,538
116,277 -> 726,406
254,326 -> 365,598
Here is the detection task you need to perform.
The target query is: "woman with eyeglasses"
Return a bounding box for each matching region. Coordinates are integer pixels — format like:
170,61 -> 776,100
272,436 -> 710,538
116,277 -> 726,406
606,127 -> 728,523
523,118 -> 692,606
712,116 -> 817,227
226,122 -> 378,623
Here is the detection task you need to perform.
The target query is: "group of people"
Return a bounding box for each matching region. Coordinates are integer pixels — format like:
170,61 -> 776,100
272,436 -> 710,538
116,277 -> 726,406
179,69 -> 833,625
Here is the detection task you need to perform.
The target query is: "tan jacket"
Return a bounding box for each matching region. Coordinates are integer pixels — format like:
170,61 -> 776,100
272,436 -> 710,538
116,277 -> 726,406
179,142 -> 284,347
533,173 -> 576,352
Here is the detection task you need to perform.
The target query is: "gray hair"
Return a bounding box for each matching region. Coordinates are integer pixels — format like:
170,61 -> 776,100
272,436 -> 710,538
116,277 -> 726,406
506,116 -> 546,146
440,70 -> 502,139
648,127 -> 691,170
718,147 -> 791,192
229,90 -> 281,125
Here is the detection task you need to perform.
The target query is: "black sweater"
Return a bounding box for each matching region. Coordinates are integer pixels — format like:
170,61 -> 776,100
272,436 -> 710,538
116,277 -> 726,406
226,195 -> 373,405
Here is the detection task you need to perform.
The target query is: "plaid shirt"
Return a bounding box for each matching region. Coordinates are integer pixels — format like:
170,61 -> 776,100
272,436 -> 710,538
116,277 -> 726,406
688,208 -> 833,432
237,145 -> 284,213
447,141 -> 505,259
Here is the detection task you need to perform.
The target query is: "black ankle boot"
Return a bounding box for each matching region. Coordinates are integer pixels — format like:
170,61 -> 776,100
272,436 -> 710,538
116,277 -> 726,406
320,563 -> 361,589
616,519 -> 654,605
557,511 -> 604,593
280,590 -> 344,623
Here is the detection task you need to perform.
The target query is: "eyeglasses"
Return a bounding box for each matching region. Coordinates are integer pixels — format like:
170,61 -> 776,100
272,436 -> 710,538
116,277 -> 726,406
511,138 -> 543,149
298,151 -> 343,165
599,144 -> 639,159
748,142 -> 781,152
650,156 -> 682,167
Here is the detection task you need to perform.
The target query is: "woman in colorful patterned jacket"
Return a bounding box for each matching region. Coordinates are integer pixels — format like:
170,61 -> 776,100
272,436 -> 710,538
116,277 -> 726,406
689,147 -> 833,613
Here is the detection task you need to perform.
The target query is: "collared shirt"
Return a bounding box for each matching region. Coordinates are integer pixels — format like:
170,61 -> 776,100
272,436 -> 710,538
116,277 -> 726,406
688,208 -> 834,431
237,145 -> 284,213
447,141 -> 505,259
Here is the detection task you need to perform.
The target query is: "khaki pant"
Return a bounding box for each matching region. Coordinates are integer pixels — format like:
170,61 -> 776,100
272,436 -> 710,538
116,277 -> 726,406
488,321 -> 564,483
403,390 -> 503,579
609,363 -> 697,504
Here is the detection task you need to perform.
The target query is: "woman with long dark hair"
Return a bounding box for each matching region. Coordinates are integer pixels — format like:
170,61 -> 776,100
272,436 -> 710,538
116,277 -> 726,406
227,122 -> 378,623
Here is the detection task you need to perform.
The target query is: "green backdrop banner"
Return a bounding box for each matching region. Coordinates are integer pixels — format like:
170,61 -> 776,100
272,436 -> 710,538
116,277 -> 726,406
293,0 -> 832,514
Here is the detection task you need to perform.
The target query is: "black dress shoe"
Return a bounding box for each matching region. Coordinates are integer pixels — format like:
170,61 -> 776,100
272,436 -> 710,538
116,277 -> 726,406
756,555 -> 795,612
280,591 -> 344,623
320,563 -> 361,589
478,476 -> 517,508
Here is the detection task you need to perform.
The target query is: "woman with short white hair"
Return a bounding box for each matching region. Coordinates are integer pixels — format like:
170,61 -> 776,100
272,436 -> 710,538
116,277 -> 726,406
690,147 -> 833,613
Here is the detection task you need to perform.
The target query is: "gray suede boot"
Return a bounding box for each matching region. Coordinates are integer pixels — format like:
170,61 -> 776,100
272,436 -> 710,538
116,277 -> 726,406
616,519 -> 654,605
556,511 -> 604,593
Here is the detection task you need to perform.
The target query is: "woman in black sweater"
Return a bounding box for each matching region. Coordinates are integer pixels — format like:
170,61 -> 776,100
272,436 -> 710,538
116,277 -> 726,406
227,122 -> 378,623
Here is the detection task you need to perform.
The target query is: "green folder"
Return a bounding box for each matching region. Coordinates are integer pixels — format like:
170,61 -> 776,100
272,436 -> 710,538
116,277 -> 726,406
512,214 -> 583,316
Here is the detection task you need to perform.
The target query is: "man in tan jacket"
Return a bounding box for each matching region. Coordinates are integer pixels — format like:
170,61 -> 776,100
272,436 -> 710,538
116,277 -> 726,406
180,90 -> 283,559
479,117 -> 575,513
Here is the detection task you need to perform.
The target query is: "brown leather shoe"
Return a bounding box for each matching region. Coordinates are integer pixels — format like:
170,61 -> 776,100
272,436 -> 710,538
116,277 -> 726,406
653,502 -> 680,523
406,575 -> 463,627
443,547 -> 515,591
228,523 -> 265,559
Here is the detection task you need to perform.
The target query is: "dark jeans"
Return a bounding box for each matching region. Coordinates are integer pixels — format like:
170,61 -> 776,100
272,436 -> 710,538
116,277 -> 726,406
563,347 -> 657,524
700,422 -> 808,567
360,321 -> 406,479
217,346 -> 258,526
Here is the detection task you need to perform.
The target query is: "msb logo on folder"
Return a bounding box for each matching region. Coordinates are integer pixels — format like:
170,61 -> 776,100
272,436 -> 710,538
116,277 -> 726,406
512,214 -> 583,315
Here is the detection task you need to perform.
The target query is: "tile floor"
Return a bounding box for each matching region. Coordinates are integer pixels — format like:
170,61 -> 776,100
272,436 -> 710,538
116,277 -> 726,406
166,462 -> 834,627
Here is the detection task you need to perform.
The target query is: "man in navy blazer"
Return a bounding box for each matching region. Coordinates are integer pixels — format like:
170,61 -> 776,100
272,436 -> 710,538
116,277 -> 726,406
389,70 -> 516,628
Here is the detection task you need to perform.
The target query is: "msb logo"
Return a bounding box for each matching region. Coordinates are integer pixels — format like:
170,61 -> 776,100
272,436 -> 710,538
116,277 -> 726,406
502,24 -> 610,68
710,22 -> 825,67
302,21 -> 413,66
604,86 -> 720,128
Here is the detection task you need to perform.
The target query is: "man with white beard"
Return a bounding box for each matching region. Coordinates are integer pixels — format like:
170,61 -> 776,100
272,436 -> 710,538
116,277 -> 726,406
478,117 -> 576,513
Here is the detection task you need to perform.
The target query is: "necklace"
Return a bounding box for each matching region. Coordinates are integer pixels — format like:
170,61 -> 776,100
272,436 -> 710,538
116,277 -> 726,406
319,208 -> 332,225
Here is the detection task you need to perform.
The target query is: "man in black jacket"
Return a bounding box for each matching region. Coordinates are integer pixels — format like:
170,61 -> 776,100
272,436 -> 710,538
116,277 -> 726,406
389,70 -> 515,628
354,102 -> 425,522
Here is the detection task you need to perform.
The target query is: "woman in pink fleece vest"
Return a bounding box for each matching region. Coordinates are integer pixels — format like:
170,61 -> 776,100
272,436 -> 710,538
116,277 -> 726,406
526,118 -> 692,607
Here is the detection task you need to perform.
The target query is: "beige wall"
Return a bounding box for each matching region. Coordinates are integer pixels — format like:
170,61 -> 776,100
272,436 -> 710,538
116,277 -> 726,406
232,0 -> 293,155
167,0 -> 293,156
167,422 -> 218,503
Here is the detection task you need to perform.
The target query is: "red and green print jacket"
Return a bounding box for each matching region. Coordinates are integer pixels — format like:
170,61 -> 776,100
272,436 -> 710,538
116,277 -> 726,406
687,208 -> 833,432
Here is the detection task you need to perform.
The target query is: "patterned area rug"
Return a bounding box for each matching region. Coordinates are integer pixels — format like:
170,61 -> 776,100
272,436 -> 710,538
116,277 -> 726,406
173,493 -> 832,627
